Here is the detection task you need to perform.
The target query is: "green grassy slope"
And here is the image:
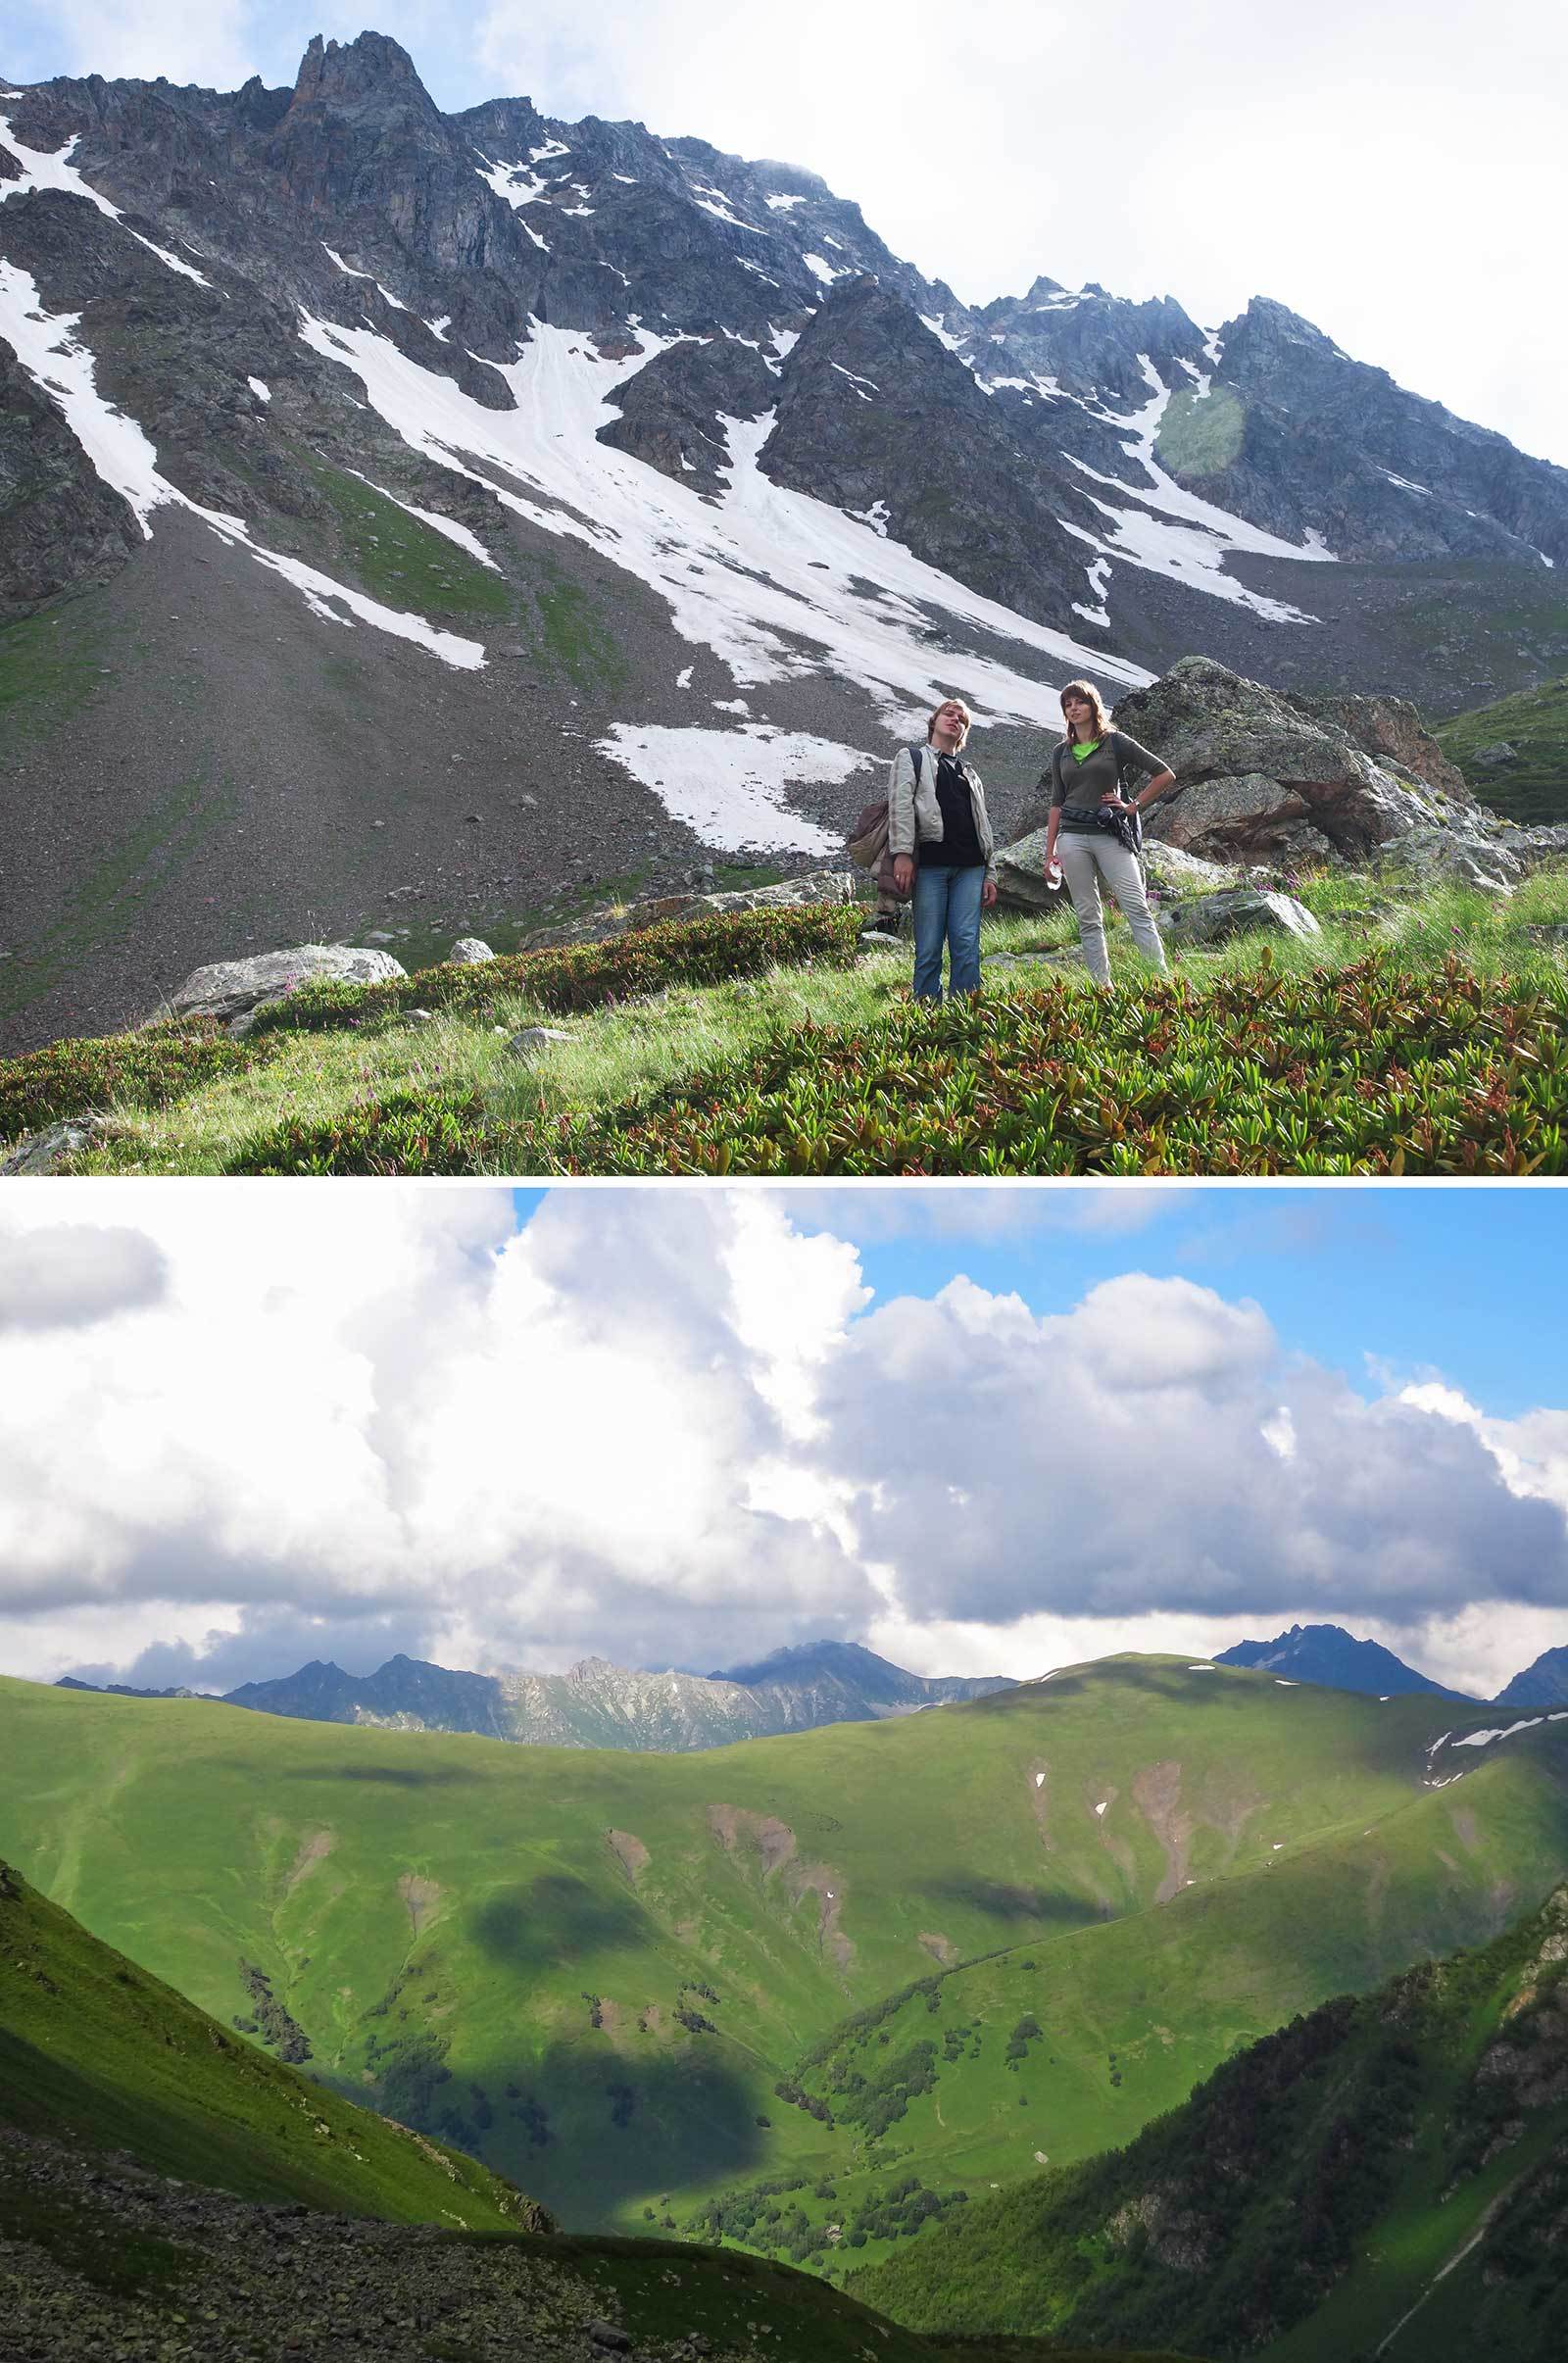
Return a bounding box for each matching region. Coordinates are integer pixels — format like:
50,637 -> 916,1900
850,1884 -> 1568,2362
1435,675 -> 1568,824
4,869 -> 1568,1177
2,1661 -> 1566,2264
0,1858 -> 537,2228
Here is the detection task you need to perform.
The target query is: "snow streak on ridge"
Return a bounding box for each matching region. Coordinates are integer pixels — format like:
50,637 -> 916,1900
0,260 -> 483,667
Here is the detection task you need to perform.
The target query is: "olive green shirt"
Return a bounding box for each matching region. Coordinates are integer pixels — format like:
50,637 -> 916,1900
1049,732 -> 1167,832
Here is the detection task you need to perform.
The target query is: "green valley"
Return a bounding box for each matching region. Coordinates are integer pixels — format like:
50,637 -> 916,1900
2,1857 -> 1184,2362
2,1659 -> 1566,2279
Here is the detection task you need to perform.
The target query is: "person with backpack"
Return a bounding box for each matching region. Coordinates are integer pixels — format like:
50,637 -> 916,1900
887,696 -> 998,1001
1041,679 -> 1175,988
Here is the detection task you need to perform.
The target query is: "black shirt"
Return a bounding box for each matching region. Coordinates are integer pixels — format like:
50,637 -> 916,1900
923,752 -> 984,868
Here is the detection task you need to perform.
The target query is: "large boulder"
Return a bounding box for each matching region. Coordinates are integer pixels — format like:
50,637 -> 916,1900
993,826 -> 1241,911
167,944 -> 407,1022
1159,888 -> 1323,948
991,829 -> 1068,911
1112,657 -> 1492,864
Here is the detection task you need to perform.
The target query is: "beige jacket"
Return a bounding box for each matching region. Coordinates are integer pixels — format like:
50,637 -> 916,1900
886,743 -> 996,876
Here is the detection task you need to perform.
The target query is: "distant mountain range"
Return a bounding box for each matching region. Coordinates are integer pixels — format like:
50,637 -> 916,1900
55,1624 -> 1565,1737
58,1638 -> 1013,1750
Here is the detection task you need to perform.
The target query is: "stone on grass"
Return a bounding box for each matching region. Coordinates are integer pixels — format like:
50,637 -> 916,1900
1141,841 -> 1244,892
505,1027 -> 573,1060
991,829 -> 1071,911
169,944 -> 407,1023
1471,742 -> 1518,766
1158,889 -> 1323,948
448,938 -> 494,964
0,1117 -> 100,1176
586,2326 -> 632,2353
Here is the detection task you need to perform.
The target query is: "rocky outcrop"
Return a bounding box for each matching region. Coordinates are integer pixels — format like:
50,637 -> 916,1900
168,944 -> 407,1023
598,331 -> 780,493
1115,657 -> 1493,864
760,275 -> 1104,622
1155,296 -> 1568,568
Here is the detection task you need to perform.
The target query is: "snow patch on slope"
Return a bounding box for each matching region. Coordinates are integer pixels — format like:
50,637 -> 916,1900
597,722 -> 864,852
344,470 -> 500,567
1060,356 -> 1336,619
0,261 -> 481,667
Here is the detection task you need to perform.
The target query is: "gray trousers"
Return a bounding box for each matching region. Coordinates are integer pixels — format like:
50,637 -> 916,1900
1056,832 -> 1169,986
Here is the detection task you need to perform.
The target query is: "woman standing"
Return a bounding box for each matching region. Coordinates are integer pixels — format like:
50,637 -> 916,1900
1042,680 -> 1176,988
888,696 -> 998,1002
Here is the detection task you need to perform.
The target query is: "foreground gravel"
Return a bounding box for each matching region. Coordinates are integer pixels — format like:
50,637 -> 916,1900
0,2130 -> 744,2363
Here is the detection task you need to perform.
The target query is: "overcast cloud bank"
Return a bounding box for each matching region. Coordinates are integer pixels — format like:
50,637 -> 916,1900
1,1188 -> 1564,1701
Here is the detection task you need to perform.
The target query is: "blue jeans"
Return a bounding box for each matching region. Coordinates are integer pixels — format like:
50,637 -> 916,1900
912,862 -> 984,1001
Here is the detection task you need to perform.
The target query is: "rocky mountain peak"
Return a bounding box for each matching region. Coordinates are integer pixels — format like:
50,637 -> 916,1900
289,30 -> 439,125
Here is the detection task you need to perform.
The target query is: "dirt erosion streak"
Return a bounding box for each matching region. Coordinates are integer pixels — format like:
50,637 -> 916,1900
707,1803 -> 854,1969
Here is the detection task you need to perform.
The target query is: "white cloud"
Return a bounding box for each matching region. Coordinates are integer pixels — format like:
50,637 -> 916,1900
0,1223 -> 168,1329
0,1185 -> 878,1683
1,1191 -> 1564,1703
810,1271 -> 1568,1630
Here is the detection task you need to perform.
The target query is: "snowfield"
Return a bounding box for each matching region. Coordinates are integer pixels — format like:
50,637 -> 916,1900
597,722 -> 867,853
294,311 -> 1155,752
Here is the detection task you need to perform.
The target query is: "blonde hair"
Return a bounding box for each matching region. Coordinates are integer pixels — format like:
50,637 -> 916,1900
926,695 -> 972,748
1059,679 -> 1111,744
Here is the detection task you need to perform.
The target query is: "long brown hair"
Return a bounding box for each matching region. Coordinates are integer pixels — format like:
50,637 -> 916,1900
1059,679 -> 1110,744
925,695 -> 972,749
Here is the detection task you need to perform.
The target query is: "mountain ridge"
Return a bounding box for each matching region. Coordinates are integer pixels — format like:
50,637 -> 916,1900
54,1636 -> 1015,1750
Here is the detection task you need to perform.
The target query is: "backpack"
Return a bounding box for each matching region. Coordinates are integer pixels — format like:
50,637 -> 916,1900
850,744 -> 930,900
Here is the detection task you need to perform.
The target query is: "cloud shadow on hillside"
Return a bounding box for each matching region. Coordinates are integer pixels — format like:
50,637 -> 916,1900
921,1876 -> 1103,1928
470,1873 -> 649,1972
484,2038 -> 768,2222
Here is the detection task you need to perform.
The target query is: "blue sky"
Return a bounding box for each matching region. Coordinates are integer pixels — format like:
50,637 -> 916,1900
8,1 -> 1567,468
514,1185 -> 1568,1419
